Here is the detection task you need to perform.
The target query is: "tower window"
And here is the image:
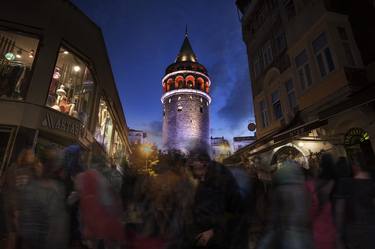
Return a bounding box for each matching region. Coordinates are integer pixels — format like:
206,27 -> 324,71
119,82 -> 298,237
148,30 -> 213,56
168,98 -> 172,103
177,106 -> 183,112
200,106 -> 203,113
190,96 -> 193,100
200,98 -> 203,103
178,96 -> 181,100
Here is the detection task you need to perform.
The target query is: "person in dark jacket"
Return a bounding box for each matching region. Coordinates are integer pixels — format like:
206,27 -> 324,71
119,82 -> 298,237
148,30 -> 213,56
334,150 -> 375,249
188,152 -> 243,249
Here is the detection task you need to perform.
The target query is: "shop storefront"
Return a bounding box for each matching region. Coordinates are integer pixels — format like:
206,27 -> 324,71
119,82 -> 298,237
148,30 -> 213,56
225,88 -> 375,176
0,0 -> 131,177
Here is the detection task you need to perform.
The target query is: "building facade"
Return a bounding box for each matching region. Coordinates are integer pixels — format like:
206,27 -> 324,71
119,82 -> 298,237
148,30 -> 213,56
0,0 -> 131,176
210,136 -> 232,163
161,32 -> 211,153
227,0 -> 375,171
128,129 -> 147,145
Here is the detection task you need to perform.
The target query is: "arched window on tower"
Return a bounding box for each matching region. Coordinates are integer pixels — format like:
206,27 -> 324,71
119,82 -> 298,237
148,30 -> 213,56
167,78 -> 174,91
175,76 -> 184,89
186,75 -> 195,89
163,83 -> 167,93
197,77 -> 204,91
205,84 -> 210,93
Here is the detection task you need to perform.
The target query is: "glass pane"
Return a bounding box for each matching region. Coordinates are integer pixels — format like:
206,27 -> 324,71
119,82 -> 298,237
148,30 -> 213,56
95,97 -> 114,153
271,91 -> 279,103
47,47 -> 95,125
295,49 -> 308,67
312,32 -> 327,53
274,102 -> 283,119
285,79 -> 294,92
324,47 -> 335,72
298,69 -> 306,90
0,30 -> 39,100
317,53 -> 327,77
304,64 -> 313,86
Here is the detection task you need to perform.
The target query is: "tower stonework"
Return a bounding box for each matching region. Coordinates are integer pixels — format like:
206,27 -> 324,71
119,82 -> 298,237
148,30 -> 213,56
161,33 -> 211,153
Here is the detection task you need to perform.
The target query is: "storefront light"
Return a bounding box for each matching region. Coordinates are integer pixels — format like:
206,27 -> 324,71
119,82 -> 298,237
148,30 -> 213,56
4,52 -> 15,61
16,49 -> 22,58
63,50 -> 69,55
28,50 -> 34,58
73,65 -> 81,72
298,142 -> 305,147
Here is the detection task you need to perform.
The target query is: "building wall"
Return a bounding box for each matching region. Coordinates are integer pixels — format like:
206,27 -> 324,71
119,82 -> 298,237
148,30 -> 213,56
0,0 -> 130,173
163,93 -> 209,152
242,0 -> 367,139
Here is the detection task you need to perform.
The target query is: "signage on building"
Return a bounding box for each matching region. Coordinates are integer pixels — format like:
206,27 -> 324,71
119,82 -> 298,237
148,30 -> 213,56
41,112 -> 84,137
273,119 -> 328,143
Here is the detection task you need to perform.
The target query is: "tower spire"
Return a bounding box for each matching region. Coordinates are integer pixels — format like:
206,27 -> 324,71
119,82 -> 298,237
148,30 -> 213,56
175,27 -> 197,63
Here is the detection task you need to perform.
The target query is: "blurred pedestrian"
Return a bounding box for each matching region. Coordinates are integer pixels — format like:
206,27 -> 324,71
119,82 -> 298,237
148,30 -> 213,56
2,148 -> 39,249
334,151 -> 375,249
75,157 -> 125,249
305,153 -> 336,249
187,151 -> 243,249
256,159 -> 314,249
4,148 -> 69,249
63,145 -> 85,248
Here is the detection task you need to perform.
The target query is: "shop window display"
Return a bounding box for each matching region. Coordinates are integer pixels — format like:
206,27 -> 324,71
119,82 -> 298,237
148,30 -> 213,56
95,98 -> 114,153
47,47 -> 95,125
111,130 -> 125,165
0,30 -> 39,100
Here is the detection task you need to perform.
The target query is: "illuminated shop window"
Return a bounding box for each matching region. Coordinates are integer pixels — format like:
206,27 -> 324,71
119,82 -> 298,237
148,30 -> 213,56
0,30 -> 39,100
111,130 -> 125,165
95,97 -> 114,153
47,47 -> 95,125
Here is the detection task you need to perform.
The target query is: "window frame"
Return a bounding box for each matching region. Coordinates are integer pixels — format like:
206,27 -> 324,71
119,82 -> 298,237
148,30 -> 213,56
45,42 -> 97,126
262,40 -> 274,67
285,79 -> 297,110
95,94 -> 115,154
0,27 -> 42,102
337,26 -> 356,67
295,49 -> 313,91
260,100 -> 270,128
271,90 -> 283,120
312,32 -> 335,78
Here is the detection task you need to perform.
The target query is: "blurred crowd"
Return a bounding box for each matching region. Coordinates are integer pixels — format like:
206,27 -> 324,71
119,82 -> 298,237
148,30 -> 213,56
0,145 -> 374,249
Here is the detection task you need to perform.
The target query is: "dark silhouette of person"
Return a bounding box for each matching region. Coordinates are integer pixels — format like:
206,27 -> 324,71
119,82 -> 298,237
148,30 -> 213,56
188,151 -> 243,249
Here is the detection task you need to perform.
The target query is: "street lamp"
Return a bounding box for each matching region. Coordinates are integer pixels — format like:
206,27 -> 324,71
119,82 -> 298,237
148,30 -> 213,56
141,144 -> 153,170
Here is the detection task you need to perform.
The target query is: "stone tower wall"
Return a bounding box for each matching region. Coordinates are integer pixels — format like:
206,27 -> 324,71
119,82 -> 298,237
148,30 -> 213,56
162,93 -> 210,152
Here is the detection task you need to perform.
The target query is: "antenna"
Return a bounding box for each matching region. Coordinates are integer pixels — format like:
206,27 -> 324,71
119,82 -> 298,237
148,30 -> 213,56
185,24 -> 188,37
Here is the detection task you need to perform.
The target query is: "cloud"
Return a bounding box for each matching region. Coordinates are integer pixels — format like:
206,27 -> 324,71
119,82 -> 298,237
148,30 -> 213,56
217,70 -> 253,130
143,120 -> 163,147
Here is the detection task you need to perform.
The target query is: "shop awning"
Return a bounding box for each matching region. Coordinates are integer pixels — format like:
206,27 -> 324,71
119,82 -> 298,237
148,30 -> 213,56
273,119 -> 328,143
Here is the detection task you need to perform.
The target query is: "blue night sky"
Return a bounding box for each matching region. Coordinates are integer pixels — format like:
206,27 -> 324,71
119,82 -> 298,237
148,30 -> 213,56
73,0 -> 254,147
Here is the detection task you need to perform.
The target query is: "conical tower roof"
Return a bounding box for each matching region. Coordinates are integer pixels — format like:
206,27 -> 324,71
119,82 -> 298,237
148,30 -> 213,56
175,33 -> 198,63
